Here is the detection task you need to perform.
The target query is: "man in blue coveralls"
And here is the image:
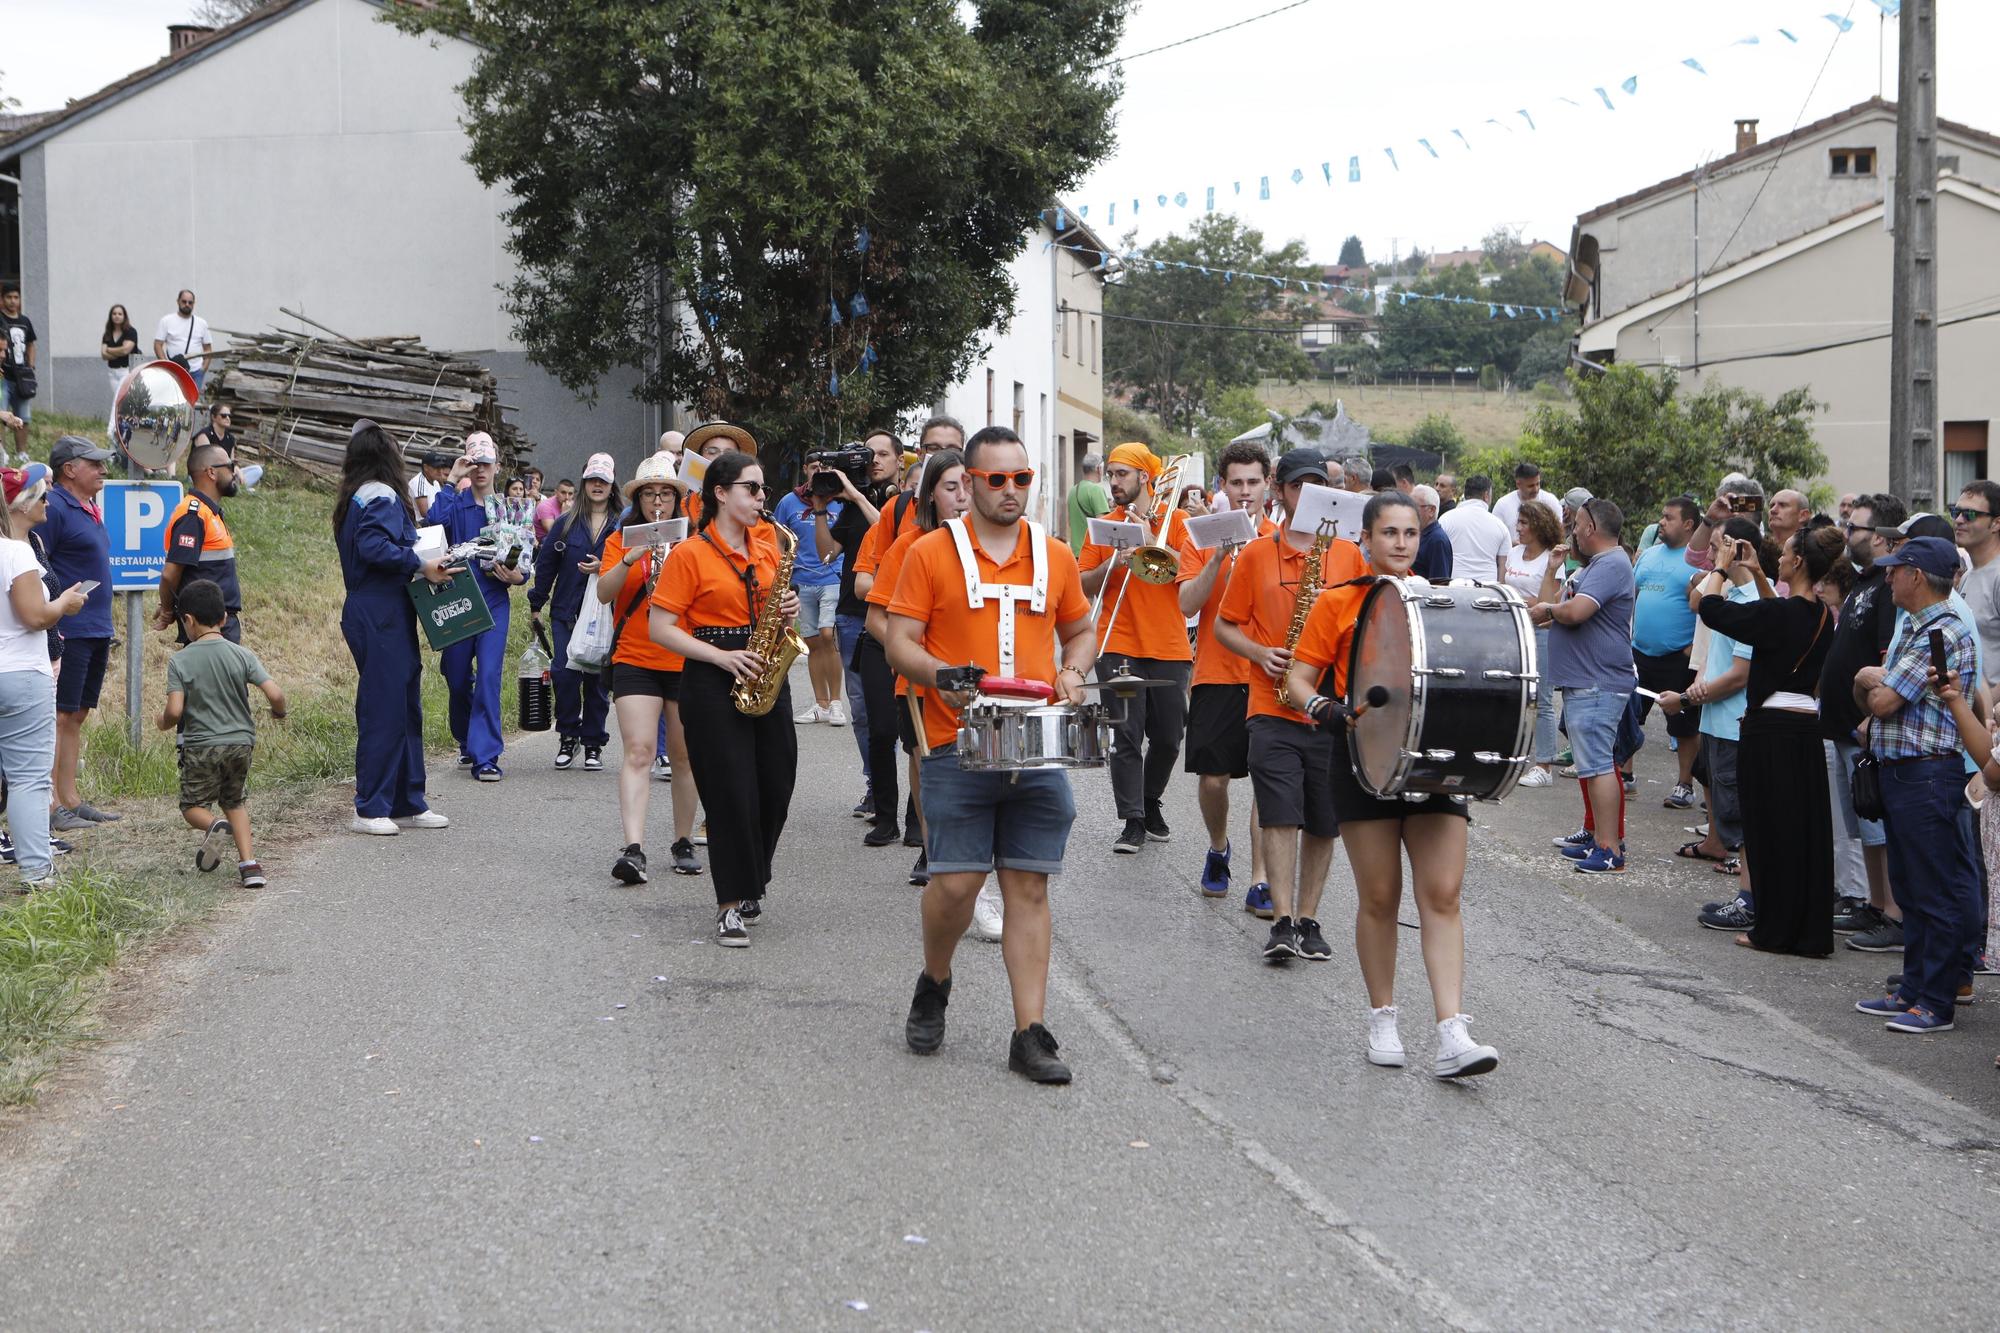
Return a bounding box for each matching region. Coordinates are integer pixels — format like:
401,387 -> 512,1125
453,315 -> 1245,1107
424,432 -> 529,781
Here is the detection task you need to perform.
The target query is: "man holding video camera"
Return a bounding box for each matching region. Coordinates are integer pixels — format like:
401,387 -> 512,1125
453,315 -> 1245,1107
813,432 -> 903,830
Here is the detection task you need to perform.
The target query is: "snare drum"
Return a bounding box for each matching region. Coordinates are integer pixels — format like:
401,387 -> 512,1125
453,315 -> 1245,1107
955,699 -> 1113,771
1345,578 -> 1537,801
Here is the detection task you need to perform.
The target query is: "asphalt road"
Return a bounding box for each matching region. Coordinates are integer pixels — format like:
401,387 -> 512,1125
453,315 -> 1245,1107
2,674 -> 1996,1330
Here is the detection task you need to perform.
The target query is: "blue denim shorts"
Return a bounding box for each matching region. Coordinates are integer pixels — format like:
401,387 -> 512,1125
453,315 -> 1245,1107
919,753 -> 1076,875
1561,686 -> 1631,779
794,583 -> 840,637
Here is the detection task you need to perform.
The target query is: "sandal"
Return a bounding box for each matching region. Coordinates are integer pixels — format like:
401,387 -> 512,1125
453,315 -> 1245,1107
1714,858 -> 1741,875
1676,841 -> 1724,862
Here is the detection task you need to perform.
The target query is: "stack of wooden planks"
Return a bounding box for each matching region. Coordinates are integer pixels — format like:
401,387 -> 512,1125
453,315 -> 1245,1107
205,308 -> 528,481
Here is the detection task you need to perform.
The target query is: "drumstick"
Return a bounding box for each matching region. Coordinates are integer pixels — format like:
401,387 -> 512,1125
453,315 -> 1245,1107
906,688 -> 931,758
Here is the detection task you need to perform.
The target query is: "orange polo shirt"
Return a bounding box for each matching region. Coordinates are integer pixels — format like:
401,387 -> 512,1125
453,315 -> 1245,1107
652,525 -> 782,632
1078,505 -> 1198,662
867,525 -> 925,698
1190,515 -> 1278,688
853,493 -> 919,578
1290,579 -> 1381,702
602,529 -> 685,672
1218,530 -> 1368,723
886,523 -> 1090,752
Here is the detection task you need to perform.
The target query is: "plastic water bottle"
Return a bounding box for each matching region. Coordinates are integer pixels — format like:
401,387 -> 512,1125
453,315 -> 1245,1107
517,639 -> 553,732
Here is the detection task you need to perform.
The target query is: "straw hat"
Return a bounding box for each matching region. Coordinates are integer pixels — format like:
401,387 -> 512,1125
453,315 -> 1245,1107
623,451 -> 688,502
682,421 -> 757,457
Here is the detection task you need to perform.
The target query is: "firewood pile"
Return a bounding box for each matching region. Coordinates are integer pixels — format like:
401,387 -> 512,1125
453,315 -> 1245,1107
205,308 -> 528,481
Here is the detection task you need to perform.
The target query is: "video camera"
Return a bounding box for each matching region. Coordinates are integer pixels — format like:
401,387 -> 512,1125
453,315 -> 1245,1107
807,442 -> 874,498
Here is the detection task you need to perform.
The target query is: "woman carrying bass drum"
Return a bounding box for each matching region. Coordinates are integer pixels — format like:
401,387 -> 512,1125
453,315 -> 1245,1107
1284,490 -> 1499,1082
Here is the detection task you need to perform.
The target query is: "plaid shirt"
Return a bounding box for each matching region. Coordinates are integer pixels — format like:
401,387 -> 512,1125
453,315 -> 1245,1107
1874,600 -> 1978,759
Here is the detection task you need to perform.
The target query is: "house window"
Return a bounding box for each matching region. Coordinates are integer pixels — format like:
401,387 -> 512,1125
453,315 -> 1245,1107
1829,147 -> 1876,177
1062,310 -> 1070,359
1012,382 -> 1026,437
985,369 -> 995,426
1945,420 -> 1990,496
1089,318 -> 1097,372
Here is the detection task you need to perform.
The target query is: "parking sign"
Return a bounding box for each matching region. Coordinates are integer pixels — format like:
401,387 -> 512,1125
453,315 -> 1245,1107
102,479 -> 185,592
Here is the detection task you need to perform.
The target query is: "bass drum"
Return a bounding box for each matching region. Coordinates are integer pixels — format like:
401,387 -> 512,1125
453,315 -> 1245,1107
1346,577 -> 1537,801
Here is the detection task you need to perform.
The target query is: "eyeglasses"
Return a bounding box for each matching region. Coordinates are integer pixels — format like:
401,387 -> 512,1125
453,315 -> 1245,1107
966,467 -> 1036,490
1951,505 -> 1994,521
729,480 -> 769,497
1841,522 -> 1870,535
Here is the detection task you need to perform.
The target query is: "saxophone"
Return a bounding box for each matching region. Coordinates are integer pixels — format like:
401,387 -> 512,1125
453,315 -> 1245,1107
731,512 -> 809,716
1277,520 -> 1337,707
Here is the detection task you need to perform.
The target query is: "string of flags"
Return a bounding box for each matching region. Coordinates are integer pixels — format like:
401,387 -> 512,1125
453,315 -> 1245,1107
1045,242 -> 1566,321
1070,2 -> 1877,227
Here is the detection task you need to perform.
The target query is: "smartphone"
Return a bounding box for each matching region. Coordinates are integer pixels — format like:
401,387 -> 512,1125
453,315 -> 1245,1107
75,580 -> 100,596
1930,627 -> 1951,683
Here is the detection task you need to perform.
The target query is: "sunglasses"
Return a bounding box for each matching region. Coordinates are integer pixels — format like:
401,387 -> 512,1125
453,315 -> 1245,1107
728,480 -> 769,497
966,467 -> 1035,490
1950,505 -> 1994,521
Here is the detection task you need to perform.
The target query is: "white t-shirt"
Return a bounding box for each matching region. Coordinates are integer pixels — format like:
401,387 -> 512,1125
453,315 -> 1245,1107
1437,498 -> 1512,583
1491,488 -> 1564,539
0,538 -> 54,677
409,473 -> 440,504
155,312 -> 213,370
1504,545 -> 1552,603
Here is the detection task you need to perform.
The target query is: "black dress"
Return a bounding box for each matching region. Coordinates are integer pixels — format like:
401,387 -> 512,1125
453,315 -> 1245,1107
1697,592 -> 1836,956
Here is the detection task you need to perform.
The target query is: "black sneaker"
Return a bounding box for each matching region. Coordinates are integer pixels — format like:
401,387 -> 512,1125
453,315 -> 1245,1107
554,737 -> 578,770
863,821 -> 902,848
716,908 -> 750,947
582,746 -> 604,771
457,752 -> 475,768
1833,898 -> 1882,934
1113,819 -> 1146,854
670,838 -> 703,875
1296,917 -> 1332,961
1847,918 -> 1905,953
1143,803 -> 1171,842
612,844 -> 648,884
853,794 -> 874,820
1698,898 -> 1754,931
738,897 -> 763,925
909,851 -> 930,886
906,971 -> 951,1054
903,824 -> 924,848
1007,1023 -> 1072,1084
1263,916 -> 1301,961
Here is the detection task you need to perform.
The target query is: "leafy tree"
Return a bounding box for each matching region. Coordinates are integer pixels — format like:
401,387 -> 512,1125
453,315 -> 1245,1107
1202,385 -> 1273,447
1337,235 -> 1367,268
1376,253 -> 1570,381
190,0 -> 263,25
388,1 -> 1125,451
1512,325 -> 1572,388
1480,223 -> 1528,272
1460,365 -> 1824,521
1102,213 -> 1313,434
1403,413 -> 1466,458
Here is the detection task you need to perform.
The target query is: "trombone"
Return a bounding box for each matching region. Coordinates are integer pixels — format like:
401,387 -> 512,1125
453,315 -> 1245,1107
1092,452 -> 1193,649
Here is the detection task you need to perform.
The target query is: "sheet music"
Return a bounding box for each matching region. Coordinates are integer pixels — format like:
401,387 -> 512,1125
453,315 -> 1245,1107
622,519 -> 688,549
1184,507 -> 1258,550
1286,483 -> 1368,542
1086,517 -> 1147,551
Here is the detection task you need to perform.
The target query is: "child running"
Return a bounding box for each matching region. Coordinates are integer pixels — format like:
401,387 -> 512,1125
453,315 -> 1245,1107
157,580 -> 286,886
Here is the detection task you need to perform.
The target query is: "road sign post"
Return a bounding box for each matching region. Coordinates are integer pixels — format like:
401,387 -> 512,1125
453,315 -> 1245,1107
101,478 -> 185,748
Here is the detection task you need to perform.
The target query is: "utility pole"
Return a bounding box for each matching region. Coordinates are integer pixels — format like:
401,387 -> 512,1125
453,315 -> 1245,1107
1889,1 -> 1938,508
1691,169 -> 1702,377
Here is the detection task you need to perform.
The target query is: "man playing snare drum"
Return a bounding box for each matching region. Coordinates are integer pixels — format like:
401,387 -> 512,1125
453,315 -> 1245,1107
882,426 -> 1096,1084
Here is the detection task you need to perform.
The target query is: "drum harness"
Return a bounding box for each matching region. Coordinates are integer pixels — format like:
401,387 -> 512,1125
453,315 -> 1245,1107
945,517 -> 1050,781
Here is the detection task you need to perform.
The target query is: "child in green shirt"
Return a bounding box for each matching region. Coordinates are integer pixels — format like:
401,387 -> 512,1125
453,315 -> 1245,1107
157,582 -> 286,887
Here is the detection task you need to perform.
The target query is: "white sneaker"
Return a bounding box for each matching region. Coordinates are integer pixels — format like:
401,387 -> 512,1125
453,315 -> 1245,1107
1517,766 -> 1552,788
350,815 -> 399,836
393,811 -> 450,829
969,883 -> 1004,942
794,704 -> 828,725
826,700 -> 848,727
1366,1005 -> 1406,1067
1434,1014 -> 1499,1079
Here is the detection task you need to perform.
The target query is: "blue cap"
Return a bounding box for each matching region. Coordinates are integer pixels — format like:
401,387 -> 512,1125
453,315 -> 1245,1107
1874,535 -> 1959,579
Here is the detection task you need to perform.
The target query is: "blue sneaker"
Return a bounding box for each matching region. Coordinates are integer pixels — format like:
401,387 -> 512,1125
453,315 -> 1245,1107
1698,898 -> 1754,931
1574,844 -> 1626,874
1560,842 -> 1594,861
1552,827 -> 1593,850
1854,994 -> 1908,1017
1244,882 -> 1275,919
1200,844 -> 1231,898
1884,1006 -> 1954,1034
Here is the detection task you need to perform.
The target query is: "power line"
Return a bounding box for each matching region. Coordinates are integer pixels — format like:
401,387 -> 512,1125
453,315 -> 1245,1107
1089,306 -> 1312,335
1090,0 -> 1316,70
1619,297 -> 2000,371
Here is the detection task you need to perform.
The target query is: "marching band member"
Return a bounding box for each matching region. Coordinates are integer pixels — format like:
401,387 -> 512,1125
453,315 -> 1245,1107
1079,442 -> 1199,855
424,432 -> 529,782
1178,440 -> 1275,911
529,452 -> 620,772
650,448 -> 799,948
599,454 -> 702,885
864,450 -> 971,898
885,426 -> 1095,1084
334,421 -> 456,835
1285,491 -> 1500,1079
1216,450 -> 1366,962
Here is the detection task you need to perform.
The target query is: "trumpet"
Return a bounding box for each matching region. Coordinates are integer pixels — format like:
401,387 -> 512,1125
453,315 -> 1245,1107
1093,452 -> 1193,647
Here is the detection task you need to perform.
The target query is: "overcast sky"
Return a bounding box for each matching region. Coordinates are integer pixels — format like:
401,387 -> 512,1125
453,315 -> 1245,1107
12,0 -> 2000,266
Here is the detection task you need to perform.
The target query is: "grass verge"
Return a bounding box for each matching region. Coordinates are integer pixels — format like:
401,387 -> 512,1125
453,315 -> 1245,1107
1,413 -> 534,1106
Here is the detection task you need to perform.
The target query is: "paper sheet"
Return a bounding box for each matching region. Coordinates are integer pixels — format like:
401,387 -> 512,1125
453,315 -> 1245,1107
1285,482 -> 1369,541
1184,508 -> 1259,550
1087,517 -> 1148,551
622,518 -> 688,549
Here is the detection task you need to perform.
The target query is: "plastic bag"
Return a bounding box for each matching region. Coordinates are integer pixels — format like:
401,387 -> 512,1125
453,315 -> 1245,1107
567,574 -> 616,673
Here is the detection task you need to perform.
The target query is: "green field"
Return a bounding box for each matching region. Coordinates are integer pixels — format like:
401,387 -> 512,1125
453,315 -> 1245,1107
1257,380 -> 1537,452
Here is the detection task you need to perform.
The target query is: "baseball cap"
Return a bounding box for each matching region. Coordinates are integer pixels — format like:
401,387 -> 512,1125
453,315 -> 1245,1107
1875,535 -> 1959,579
1899,512 -> 1954,542
1562,486 -> 1593,510
2,462 -> 50,507
421,449 -> 453,469
581,452 -> 616,485
1273,448 -> 1329,486
461,432 -> 498,465
49,435 -> 115,468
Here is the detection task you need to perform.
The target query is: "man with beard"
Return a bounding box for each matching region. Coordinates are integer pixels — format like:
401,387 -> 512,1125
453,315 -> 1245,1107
155,443 -> 247,643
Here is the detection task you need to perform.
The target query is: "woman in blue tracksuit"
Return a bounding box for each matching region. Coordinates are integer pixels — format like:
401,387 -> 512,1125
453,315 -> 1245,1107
422,431 -> 530,782
529,451 -> 620,771
334,421 -> 458,836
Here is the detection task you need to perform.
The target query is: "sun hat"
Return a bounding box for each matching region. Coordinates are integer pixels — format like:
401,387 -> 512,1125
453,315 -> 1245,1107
623,451 -> 688,502
682,421 -> 757,457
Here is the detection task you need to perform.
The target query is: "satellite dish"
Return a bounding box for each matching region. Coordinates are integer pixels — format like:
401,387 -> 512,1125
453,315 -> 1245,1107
111,360 -> 200,474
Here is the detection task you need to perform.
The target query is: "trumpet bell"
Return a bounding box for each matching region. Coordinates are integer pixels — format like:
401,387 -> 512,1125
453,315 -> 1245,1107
1128,544 -> 1182,585
111,360 -> 200,474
